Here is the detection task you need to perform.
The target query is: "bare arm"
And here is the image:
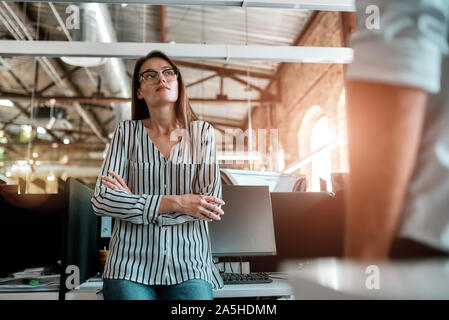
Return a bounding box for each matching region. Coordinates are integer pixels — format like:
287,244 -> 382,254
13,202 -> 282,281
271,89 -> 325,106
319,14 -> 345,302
159,194 -> 224,220
158,195 -> 180,213
344,80 -> 427,259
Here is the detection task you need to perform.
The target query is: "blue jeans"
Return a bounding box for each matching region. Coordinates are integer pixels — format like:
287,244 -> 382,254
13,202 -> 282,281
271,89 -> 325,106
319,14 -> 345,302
102,278 -> 213,300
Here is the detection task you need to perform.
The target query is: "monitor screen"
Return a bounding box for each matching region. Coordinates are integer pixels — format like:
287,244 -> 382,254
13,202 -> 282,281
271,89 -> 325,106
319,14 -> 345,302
209,185 -> 277,257
62,178 -> 99,288
0,192 -> 65,277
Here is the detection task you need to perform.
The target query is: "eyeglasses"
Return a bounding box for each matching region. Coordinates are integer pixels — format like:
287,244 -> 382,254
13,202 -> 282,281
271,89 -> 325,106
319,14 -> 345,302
139,68 -> 178,84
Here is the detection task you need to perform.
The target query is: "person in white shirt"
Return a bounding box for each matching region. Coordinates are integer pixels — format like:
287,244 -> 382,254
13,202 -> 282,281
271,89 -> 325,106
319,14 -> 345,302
344,0 -> 449,260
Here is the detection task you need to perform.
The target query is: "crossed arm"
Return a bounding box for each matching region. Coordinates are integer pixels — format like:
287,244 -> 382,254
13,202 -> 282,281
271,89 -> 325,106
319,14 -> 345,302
91,122 -> 225,226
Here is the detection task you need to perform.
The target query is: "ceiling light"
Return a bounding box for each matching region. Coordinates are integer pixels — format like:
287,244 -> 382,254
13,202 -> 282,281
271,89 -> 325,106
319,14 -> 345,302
21,125 -> 32,132
47,173 -> 55,182
0,41 -> 354,64
63,137 -> 70,145
0,99 -> 13,107
61,57 -> 107,67
37,126 -> 47,134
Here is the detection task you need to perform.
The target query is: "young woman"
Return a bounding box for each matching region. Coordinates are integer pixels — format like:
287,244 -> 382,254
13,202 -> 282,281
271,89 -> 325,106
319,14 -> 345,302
91,50 -> 225,300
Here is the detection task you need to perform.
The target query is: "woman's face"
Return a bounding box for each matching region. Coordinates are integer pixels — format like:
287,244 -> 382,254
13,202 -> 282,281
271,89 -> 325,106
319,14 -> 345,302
137,57 -> 179,108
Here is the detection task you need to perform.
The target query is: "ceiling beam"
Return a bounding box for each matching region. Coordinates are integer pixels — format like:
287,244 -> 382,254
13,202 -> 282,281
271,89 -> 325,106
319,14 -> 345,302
200,116 -> 243,128
8,99 -> 64,144
2,144 -> 26,158
7,1 -> 355,11
38,66 -> 82,94
190,99 -> 266,104
7,69 -> 30,94
2,111 -> 23,130
226,74 -> 266,94
3,142 -> 106,149
159,5 -> 166,43
0,91 -> 129,104
4,2 -> 108,143
0,40 -> 353,64
174,60 -> 274,79
0,91 -> 274,104
0,120 -> 98,136
186,73 -> 218,88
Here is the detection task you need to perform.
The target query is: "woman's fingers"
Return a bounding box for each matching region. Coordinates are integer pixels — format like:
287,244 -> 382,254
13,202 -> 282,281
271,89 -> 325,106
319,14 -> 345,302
101,172 -> 130,192
101,176 -> 118,188
102,179 -> 117,190
202,196 -> 225,215
198,206 -> 221,221
101,174 -> 127,192
105,171 -> 122,188
205,202 -> 224,216
194,211 -> 213,222
106,171 -> 132,193
108,171 -> 127,188
205,195 -> 225,206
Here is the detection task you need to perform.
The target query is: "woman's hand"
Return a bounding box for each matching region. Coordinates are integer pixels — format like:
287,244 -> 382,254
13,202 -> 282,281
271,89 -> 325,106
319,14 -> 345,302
101,171 -> 132,194
175,194 -> 225,222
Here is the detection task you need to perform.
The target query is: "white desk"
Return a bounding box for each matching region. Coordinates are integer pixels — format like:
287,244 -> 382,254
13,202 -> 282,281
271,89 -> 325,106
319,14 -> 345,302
66,274 -> 293,300
281,257 -> 449,299
0,291 -> 59,300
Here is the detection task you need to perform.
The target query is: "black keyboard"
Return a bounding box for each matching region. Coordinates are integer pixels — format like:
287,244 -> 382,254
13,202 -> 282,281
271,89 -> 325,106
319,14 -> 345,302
220,272 -> 273,285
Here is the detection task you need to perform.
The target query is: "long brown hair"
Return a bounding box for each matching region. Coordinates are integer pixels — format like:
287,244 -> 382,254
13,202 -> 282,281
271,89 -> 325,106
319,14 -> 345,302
131,50 -> 199,130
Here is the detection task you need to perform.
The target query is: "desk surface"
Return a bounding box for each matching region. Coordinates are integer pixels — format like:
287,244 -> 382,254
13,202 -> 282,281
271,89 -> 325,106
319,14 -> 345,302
281,257 -> 449,299
0,291 -> 59,300
66,274 -> 293,300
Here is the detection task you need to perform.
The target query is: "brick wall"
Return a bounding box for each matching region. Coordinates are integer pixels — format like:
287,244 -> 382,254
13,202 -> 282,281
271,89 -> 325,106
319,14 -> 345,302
250,11 -> 348,190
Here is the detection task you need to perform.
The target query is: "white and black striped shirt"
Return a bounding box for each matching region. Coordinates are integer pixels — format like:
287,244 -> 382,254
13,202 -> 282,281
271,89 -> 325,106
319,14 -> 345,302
91,119 -> 224,289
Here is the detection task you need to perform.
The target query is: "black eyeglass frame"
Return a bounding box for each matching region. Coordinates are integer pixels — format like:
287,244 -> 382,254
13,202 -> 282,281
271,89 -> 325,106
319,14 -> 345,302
139,68 -> 179,83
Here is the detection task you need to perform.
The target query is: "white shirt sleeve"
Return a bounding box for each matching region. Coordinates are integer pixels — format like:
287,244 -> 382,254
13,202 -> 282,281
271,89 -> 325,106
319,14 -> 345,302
91,122 -> 162,225
346,0 -> 449,94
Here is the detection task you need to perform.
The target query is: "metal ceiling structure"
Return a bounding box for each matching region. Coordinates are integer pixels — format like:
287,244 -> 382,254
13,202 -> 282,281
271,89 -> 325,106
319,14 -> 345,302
0,1 -> 349,183
0,2 -> 316,132
5,0 -> 356,11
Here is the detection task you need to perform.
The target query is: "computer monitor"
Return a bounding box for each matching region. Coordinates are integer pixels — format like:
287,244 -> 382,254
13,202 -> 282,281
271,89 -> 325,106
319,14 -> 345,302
0,191 -> 65,278
248,191 -> 344,272
60,178 -> 99,298
209,185 -> 277,257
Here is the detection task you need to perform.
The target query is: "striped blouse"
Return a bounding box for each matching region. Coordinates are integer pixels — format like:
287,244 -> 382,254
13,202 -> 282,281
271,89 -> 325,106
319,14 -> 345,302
91,119 -> 224,289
